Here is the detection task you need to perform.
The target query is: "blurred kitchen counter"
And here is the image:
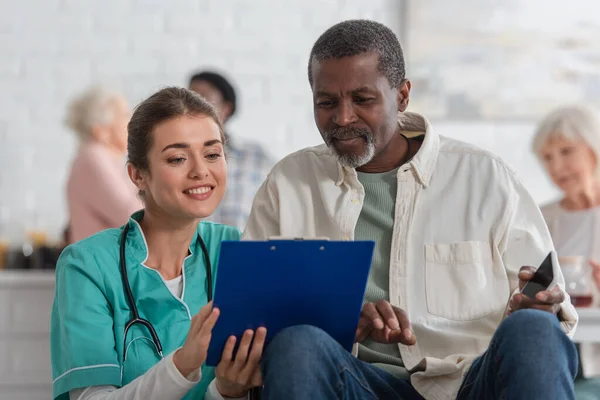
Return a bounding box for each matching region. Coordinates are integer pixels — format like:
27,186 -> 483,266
574,307 -> 600,343
0,269 -> 56,285
0,270 -> 55,400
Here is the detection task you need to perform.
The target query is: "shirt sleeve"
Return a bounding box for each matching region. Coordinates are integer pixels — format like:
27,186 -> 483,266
204,379 -> 248,400
498,175 -> 578,337
51,244 -> 122,398
242,176 -> 280,240
69,350 -> 201,400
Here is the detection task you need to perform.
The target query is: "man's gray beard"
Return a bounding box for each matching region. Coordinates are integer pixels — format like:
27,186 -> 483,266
329,140 -> 376,169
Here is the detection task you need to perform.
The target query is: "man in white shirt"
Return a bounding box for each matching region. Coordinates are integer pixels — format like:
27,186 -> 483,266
243,20 -> 579,400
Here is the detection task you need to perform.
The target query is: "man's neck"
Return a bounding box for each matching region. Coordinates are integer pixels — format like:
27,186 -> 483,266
357,131 -> 418,173
139,210 -> 199,280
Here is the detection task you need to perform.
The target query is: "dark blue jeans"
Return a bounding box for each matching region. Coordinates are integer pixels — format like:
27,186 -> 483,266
260,309 -> 578,399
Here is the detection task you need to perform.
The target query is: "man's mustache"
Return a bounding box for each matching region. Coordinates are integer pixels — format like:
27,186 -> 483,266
326,127 -> 373,141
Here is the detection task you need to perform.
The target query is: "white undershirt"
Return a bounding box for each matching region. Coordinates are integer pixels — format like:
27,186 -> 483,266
68,275 -> 239,400
164,275 -> 184,298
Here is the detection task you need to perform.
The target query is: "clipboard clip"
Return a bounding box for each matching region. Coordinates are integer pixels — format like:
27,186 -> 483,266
268,236 -> 331,241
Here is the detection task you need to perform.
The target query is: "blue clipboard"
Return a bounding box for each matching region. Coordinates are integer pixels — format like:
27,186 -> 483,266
205,239 -> 374,367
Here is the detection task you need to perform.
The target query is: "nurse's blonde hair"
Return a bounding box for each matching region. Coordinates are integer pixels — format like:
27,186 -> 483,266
531,104 -> 600,175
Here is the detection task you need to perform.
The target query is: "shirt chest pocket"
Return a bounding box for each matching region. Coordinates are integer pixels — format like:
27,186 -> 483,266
424,241 -> 508,321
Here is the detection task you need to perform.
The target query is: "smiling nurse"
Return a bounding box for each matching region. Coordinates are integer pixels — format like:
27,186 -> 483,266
51,87 -> 266,400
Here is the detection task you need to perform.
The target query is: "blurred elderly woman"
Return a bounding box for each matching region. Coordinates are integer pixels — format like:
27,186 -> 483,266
64,86 -> 142,243
533,104 -> 600,399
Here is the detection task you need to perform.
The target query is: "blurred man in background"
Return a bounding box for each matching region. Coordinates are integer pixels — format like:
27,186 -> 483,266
189,71 -> 274,230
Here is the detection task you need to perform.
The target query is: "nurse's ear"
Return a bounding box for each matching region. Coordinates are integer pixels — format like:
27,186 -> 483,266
127,162 -> 149,198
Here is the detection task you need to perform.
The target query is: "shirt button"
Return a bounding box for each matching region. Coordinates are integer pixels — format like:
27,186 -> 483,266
351,198 -> 361,204
343,235 -> 350,240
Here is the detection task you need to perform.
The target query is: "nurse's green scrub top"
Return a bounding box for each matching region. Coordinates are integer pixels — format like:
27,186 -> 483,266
50,211 -> 241,400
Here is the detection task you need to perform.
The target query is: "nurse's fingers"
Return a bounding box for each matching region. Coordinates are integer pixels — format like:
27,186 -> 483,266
242,327 -> 266,375
215,336 -> 236,379
250,368 -> 262,388
191,301 -> 214,335
197,308 -> 220,343
218,336 -> 237,365
232,330 -> 254,369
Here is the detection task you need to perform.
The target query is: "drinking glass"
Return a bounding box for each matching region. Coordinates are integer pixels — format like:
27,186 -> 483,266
560,256 -> 594,308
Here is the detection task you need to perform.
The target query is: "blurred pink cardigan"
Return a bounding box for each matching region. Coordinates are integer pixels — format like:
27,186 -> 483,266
66,141 -> 142,243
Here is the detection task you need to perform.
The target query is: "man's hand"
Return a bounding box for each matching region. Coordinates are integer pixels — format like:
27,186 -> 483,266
508,266 -> 565,316
355,300 -> 416,345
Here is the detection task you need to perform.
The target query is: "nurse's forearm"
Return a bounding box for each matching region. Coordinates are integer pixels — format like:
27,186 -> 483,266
69,351 -> 201,400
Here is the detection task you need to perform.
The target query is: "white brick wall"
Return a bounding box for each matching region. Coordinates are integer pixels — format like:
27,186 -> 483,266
0,0 -> 558,242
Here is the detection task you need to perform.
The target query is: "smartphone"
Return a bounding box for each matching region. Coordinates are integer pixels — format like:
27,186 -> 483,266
521,252 -> 554,298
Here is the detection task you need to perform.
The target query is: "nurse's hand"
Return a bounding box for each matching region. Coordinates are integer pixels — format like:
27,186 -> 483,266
173,302 -> 220,378
215,327 -> 267,398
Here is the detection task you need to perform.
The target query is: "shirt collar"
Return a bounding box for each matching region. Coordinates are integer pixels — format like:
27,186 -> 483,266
401,112 -> 439,187
334,112 -> 439,188
123,210 -> 199,264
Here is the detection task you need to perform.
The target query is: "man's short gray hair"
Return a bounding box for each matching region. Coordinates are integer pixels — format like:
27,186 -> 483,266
65,85 -> 122,141
532,104 -> 600,174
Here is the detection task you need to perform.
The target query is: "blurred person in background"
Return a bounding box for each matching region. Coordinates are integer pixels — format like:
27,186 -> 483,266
189,71 -> 274,231
533,104 -> 600,400
64,85 -> 142,243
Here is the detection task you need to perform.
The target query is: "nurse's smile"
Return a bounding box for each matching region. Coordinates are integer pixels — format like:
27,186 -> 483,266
183,184 -> 214,201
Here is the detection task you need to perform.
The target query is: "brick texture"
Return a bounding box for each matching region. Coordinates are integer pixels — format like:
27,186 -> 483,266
0,0 -> 557,241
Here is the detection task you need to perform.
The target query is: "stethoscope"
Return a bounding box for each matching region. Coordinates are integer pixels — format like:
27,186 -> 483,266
119,223 -> 213,361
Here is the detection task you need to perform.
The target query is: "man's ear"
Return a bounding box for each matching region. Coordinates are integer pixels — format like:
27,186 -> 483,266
221,101 -> 234,122
397,79 -> 411,112
127,163 -> 147,192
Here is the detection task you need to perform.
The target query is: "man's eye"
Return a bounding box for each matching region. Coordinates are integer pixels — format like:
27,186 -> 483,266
317,101 -> 334,106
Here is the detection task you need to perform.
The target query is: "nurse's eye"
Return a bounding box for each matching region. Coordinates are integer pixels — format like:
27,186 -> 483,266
206,153 -> 223,161
168,157 -> 185,164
